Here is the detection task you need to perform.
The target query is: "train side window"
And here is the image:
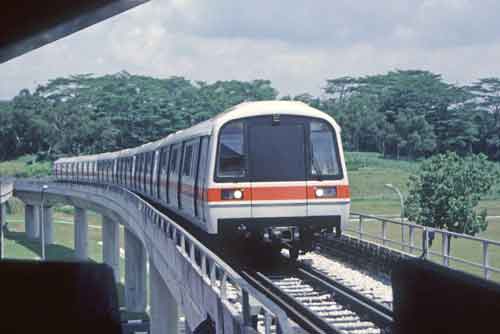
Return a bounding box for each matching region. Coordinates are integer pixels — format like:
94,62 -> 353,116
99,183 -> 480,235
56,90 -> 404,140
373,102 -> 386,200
170,148 -> 178,173
183,145 -> 193,176
161,147 -> 170,175
217,121 -> 246,178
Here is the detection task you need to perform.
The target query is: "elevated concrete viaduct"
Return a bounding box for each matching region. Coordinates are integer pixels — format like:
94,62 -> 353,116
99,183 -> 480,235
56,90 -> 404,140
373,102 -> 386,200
4,179 -> 294,334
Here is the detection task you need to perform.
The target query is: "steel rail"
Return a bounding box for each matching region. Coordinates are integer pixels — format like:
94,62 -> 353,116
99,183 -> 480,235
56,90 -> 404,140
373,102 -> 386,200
240,269 -> 339,334
297,263 -> 393,329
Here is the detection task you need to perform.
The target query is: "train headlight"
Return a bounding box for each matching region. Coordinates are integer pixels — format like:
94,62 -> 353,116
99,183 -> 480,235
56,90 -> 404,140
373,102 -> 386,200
315,187 -> 337,198
221,189 -> 244,200
233,190 -> 243,199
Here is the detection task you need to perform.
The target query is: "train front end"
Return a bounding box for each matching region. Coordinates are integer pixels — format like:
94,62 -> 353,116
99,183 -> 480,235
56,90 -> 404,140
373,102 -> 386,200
207,102 -> 350,259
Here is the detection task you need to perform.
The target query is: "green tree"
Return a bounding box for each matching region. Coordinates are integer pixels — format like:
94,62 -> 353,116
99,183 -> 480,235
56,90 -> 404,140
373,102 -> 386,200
0,73 -> 278,160
468,78 -> 500,160
405,152 -> 499,239
323,70 -> 473,159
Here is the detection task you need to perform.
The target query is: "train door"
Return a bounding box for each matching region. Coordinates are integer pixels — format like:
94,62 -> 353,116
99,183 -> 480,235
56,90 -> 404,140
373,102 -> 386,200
149,151 -> 156,196
153,151 -> 159,198
128,157 -> 133,188
141,154 -> 146,193
180,139 -> 198,215
156,149 -> 164,200
158,147 -> 170,204
168,144 -> 181,208
134,154 -> 142,191
195,137 -> 209,221
144,153 -> 150,195
248,116 -> 308,218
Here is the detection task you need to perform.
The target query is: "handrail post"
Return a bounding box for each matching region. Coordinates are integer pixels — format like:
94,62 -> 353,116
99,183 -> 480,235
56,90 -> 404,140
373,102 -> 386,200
210,263 -> 216,287
180,234 -> 186,254
442,232 -> 449,267
409,225 -> 415,254
381,220 -> 387,246
221,272 -> 228,300
358,215 -> 363,240
201,254 -> 207,277
423,228 -> 430,260
242,289 -> 251,326
264,309 -> 272,334
189,242 -> 195,263
483,242 -> 490,280
276,319 -> 283,334
401,222 -> 407,252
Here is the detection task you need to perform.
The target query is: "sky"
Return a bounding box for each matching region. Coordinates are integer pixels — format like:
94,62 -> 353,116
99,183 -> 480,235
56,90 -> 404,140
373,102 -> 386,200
2,0 -> 500,100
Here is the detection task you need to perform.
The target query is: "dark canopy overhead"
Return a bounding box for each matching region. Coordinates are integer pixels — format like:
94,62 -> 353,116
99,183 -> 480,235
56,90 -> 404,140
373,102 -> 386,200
0,0 -> 150,64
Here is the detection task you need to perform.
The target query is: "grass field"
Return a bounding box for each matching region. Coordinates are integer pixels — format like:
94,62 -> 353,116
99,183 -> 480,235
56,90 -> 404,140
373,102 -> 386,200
346,151 -> 500,216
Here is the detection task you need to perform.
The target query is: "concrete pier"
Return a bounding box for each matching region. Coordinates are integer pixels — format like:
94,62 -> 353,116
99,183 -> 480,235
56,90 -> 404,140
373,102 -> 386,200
102,215 -> 120,280
42,206 -> 54,245
150,264 -> 179,334
74,208 -> 88,260
25,204 -> 40,239
0,203 -> 5,258
124,228 -> 147,312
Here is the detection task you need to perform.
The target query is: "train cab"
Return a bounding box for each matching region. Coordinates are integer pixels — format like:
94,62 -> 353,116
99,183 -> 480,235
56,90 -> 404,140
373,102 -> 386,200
206,102 -> 350,257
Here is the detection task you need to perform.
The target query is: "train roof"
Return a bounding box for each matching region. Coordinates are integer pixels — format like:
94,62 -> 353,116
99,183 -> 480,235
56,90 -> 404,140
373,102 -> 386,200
55,101 -> 339,164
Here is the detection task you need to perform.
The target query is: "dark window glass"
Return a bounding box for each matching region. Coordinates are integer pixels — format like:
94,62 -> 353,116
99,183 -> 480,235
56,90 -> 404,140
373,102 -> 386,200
249,124 -> 306,181
310,120 -> 341,177
170,148 -> 178,172
161,148 -> 169,173
183,145 -> 193,176
217,121 -> 246,178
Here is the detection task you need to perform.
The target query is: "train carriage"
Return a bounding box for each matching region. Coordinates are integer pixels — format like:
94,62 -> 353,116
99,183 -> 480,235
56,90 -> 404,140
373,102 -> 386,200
54,101 -> 350,258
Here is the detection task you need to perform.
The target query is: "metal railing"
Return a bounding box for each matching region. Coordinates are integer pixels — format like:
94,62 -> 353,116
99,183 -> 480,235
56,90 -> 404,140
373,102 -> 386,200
347,212 -> 500,281
15,179 -> 293,334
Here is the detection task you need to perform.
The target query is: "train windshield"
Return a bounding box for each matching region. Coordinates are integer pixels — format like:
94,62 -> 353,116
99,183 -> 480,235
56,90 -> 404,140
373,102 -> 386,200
310,120 -> 341,178
216,116 -> 342,181
217,121 -> 247,177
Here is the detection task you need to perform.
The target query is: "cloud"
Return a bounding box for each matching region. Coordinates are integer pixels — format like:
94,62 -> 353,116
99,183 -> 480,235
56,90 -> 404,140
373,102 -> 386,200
2,0 -> 500,100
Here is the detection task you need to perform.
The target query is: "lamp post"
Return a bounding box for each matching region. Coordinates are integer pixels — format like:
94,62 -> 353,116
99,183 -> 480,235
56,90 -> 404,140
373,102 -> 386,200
40,184 -> 48,260
385,183 -> 406,250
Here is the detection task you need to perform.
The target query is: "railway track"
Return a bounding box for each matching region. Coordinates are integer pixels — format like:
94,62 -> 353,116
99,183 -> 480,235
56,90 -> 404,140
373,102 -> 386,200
301,251 -> 393,309
241,262 -> 393,334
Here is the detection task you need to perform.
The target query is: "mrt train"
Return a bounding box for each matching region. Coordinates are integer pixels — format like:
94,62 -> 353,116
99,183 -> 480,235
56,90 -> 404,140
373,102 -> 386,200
54,101 -> 350,259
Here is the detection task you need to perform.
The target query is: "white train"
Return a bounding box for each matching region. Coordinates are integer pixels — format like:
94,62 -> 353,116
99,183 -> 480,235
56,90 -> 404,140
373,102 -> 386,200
54,101 -> 350,259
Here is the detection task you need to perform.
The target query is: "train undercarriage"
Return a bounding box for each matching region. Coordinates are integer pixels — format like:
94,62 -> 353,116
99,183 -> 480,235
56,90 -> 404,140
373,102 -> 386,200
219,216 -> 342,261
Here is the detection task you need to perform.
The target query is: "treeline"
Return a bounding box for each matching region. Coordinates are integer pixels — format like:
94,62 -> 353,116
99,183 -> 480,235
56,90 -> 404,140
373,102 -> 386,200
1,70 -> 500,161
0,73 -> 277,160
291,70 -> 500,160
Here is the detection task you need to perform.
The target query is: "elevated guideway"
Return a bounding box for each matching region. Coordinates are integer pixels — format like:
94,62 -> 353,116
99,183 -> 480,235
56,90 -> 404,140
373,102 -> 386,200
12,179 -> 294,334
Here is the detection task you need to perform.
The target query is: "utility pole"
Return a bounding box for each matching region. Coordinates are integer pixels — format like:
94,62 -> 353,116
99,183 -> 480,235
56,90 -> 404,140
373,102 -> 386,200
385,183 -> 406,251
